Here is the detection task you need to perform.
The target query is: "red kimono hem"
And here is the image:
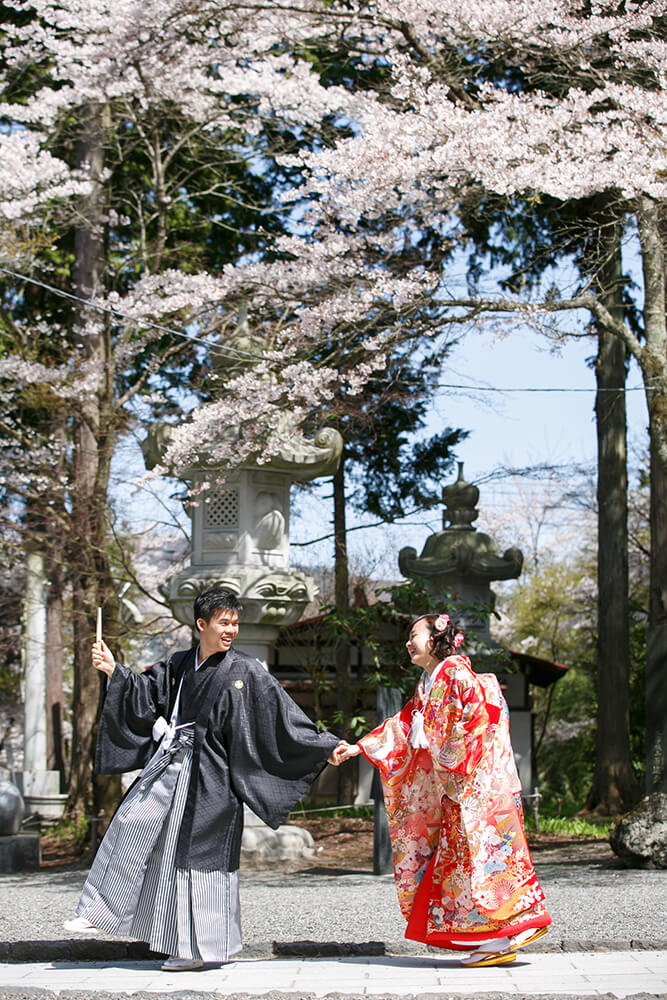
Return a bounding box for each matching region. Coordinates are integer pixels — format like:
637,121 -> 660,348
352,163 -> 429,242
405,911 -> 552,951
404,849 -> 551,951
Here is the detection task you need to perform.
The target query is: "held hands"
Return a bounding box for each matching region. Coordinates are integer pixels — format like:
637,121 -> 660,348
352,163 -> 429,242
328,740 -> 362,766
91,639 -> 115,678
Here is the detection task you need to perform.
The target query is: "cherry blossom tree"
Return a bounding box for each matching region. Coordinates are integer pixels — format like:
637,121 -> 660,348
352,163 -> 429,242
205,0 -> 664,813
3,0 -> 665,813
209,0 -> 664,813
148,0 -> 659,813
0,0 -> 359,811
7,2 -> 664,478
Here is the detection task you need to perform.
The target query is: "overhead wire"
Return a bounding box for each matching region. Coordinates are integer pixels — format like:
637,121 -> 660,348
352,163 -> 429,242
0,264 -> 288,367
0,263 -> 661,394
435,381 -> 650,393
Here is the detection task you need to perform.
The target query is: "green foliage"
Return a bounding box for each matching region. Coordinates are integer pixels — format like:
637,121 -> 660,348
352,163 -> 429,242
295,578 -> 511,738
0,661 -> 20,701
499,541 -> 647,813
338,354 -> 468,521
501,553 -> 597,813
0,567 -> 22,701
318,577 -> 447,696
503,556 -> 597,667
331,711 -> 369,738
523,813 -> 610,840
533,722 -> 597,815
47,813 -> 90,846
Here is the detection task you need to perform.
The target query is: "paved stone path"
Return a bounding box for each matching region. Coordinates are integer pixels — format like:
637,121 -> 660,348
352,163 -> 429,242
0,951 -> 665,999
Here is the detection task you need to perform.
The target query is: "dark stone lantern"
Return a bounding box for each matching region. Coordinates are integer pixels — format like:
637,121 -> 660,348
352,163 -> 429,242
398,462 -> 523,647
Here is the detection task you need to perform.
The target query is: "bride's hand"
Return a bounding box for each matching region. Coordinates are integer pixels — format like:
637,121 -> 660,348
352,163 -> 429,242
330,741 -> 362,765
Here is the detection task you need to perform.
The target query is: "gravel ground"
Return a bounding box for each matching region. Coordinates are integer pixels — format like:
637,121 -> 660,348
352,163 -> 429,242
1,848 -> 666,960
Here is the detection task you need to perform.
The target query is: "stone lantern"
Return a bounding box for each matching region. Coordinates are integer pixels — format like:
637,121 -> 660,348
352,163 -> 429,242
398,462 -> 523,649
398,463 -> 539,790
144,425 -> 342,667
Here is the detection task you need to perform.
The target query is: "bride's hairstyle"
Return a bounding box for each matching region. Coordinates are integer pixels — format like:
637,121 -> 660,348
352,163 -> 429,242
410,613 -> 465,660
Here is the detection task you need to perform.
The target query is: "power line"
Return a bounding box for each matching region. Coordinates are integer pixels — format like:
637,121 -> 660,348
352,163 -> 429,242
436,382 -> 651,394
0,264 -> 662,394
0,264 -> 287,367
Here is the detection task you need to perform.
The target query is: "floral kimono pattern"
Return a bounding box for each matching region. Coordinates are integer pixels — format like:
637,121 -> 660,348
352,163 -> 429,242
359,655 -> 551,950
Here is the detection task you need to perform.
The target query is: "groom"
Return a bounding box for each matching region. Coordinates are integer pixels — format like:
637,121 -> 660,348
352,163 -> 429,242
66,586 -> 341,970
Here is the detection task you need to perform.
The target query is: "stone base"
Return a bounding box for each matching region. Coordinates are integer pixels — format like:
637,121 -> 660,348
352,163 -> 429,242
241,820 -> 315,865
17,770 -> 67,823
0,832 -> 41,872
22,793 -> 68,823
17,769 -> 60,797
610,792 -> 667,869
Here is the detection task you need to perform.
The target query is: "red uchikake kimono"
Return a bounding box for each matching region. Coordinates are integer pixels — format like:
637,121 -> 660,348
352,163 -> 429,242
358,655 -> 551,951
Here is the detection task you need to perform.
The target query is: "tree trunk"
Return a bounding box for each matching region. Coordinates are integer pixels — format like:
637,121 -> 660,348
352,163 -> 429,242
586,218 -> 640,814
333,451 -> 356,803
67,103 -> 114,815
639,197 -> 667,798
333,451 -> 349,617
646,443 -> 667,795
637,198 -> 667,478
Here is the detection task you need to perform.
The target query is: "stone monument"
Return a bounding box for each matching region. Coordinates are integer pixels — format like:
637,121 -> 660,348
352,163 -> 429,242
610,792 -> 667,869
399,462 -> 523,649
17,549 -> 67,824
0,777 -> 40,873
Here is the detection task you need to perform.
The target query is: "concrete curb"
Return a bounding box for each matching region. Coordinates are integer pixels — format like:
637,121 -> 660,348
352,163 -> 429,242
1,937 -> 666,963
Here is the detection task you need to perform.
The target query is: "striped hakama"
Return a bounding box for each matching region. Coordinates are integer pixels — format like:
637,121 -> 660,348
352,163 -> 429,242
76,725 -> 242,962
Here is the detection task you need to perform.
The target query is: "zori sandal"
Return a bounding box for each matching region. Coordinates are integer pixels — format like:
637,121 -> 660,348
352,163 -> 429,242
460,948 -> 517,968
63,917 -> 100,934
509,927 -> 549,951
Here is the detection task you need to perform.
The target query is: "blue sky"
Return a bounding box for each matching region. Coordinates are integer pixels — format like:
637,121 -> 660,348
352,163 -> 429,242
438,324 -> 648,478
289,322 -> 649,580
291,231 -> 650,579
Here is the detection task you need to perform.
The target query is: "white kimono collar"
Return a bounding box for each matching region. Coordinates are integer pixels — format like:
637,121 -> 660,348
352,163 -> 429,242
408,660 -> 446,748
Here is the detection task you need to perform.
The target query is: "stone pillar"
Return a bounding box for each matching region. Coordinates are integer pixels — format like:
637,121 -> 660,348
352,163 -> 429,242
19,550 -> 67,822
373,687 -> 402,875
234,625 -> 279,671
23,550 -> 48,774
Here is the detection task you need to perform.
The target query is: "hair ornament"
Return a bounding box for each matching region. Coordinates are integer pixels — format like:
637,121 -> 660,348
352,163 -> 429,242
452,631 -> 465,649
433,614 -> 450,631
